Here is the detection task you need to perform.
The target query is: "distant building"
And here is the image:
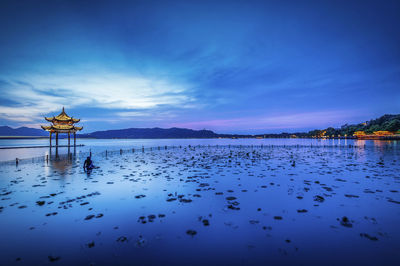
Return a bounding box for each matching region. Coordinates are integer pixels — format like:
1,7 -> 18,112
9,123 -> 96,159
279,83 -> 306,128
41,107 -> 83,147
373,131 -> 393,136
353,131 -> 366,137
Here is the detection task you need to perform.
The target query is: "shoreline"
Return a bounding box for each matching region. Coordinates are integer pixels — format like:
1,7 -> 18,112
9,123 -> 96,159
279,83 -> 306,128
0,144 -> 85,149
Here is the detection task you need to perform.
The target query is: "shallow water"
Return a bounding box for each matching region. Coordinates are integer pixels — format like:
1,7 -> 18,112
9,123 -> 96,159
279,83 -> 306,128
0,138 -> 398,162
0,142 -> 399,265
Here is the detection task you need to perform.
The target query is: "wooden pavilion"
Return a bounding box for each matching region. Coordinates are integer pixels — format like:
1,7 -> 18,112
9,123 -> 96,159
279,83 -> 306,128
41,107 -> 83,147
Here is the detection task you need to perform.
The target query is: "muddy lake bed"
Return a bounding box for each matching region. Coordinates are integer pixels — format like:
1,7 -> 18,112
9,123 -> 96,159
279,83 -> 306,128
0,139 -> 399,265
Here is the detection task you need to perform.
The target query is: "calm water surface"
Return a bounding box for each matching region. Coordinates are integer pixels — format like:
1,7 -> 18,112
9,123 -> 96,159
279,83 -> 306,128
0,139 -> 399,265
0,138 -> 397,162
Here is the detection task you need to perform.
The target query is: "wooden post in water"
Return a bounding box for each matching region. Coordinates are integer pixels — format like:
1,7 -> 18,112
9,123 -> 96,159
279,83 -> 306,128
56,132 -> 59,147
49,132 -> 52,147
68,133 -> 70,146
74,132 -> 76,146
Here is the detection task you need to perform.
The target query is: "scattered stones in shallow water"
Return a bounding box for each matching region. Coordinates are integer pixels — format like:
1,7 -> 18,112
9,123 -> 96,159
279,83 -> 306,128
48,255 -> 60,262
1,144 -> 399,265
179,198 -> 192,203
45,212 -> 57,217
202,219 -> 210,226
117,236 -> 128,242
135,194 -> 146,199
186,230 -> 197,236
85,214 -> 95,220
135,235 -> 147,247
360,233 -> 378,241
388,199 -> 400,204
36,201 -> 45,206
339,216 -> 353,228
344,194 -> 359,198
166,198 -> 177,202
314,195 -> 325,202
227,205 -> 240,210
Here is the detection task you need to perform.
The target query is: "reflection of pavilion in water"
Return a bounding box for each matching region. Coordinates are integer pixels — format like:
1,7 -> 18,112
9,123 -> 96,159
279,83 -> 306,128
47,146 -> 80,175
49,144 -> 77,160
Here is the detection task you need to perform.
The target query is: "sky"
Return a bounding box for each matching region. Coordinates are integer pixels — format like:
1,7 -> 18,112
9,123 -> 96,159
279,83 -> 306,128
0,0 -> 399,134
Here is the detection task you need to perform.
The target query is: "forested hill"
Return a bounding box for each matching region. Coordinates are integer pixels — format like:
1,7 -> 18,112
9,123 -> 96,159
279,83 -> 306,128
308,114 -> 400,137
83,127 -> 219,139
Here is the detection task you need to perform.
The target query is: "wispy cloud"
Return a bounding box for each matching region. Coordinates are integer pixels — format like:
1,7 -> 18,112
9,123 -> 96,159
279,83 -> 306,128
0,72 -> 195,126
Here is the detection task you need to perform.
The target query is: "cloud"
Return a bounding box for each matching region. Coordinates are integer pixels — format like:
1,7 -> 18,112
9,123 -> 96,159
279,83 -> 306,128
0,72 -> 195,125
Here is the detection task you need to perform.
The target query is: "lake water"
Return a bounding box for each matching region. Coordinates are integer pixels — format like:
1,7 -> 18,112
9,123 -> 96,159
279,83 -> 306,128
0,138 -> 397,162
0,139 -> 399,265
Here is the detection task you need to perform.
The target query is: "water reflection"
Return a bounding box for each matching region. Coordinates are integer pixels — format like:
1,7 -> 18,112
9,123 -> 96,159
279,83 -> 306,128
47,147 -> 79,176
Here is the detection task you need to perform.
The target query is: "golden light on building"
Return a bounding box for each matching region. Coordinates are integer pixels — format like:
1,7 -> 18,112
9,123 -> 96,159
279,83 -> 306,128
353,131 -> 366,137
41,107 -> 83,147
373,131 -> 393,136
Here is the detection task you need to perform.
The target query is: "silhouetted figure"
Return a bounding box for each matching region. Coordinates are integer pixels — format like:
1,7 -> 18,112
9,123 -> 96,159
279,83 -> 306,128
83,156 -> 94,172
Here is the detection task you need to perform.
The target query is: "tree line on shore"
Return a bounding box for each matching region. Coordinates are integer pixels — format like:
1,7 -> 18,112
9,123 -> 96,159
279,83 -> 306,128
305,114 -> 400,137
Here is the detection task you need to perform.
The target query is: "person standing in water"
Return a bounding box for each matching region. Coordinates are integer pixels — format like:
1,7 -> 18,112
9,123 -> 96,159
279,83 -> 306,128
83,156 -> 94,172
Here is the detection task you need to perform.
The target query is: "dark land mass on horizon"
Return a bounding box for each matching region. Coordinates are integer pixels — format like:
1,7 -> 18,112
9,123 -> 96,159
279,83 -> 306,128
1,114 -> 400,139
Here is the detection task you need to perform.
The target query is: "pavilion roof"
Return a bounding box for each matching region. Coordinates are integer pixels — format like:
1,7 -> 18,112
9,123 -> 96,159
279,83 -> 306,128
44,107 -> 80,123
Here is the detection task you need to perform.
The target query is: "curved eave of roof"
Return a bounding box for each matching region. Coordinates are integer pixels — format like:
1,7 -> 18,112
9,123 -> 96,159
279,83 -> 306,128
41,125 -> 83,131
41,125 -> 52,130
44,117 -> 81,123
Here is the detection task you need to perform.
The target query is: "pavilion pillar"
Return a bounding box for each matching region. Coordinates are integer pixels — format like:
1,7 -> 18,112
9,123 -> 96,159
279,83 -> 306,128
56,132 -> 59,147
49,132 -> 52,147
68,132 -> 70,146
74,132 -> 76,147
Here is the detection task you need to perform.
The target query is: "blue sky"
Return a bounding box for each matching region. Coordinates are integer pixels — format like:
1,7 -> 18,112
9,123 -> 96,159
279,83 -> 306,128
0,0 -> 399,134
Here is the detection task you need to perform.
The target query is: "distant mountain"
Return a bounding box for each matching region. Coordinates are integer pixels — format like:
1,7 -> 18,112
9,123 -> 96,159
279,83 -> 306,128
2,113 -> 399,139
0,126 -> 48,136
82,127 -> 218,139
